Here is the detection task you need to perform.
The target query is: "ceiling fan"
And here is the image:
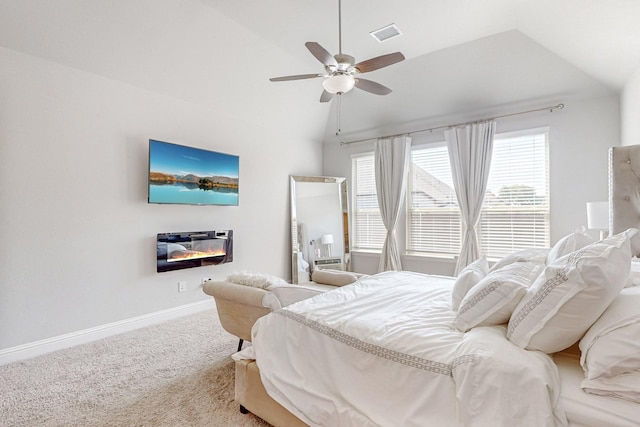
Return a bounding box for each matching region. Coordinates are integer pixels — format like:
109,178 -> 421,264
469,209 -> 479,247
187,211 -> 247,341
269,0 -> 405,103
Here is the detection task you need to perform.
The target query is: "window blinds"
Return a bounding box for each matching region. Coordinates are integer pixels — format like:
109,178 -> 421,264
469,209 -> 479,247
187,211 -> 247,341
408,143 -> 461,255
352,155 -> 386,249
407,131 -> 549,259
479,132 -> 549,257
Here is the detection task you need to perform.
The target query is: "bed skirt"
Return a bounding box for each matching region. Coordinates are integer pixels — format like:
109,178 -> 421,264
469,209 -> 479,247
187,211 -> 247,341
235,358 -> 308,427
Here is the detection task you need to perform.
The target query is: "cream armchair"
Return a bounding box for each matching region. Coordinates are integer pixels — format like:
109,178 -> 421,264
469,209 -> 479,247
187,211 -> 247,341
203,270 -> 365,351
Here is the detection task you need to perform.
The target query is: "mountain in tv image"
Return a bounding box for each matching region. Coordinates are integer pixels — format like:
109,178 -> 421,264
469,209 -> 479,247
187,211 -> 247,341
150,172 -> 238,191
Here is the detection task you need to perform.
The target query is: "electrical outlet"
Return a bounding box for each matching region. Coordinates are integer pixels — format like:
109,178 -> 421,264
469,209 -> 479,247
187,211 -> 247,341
178,281 -> 186,293
201,278 -> 211,286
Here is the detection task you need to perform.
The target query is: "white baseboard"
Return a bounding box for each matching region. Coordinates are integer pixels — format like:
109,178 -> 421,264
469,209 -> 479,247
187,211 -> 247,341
0,299 -> 215,366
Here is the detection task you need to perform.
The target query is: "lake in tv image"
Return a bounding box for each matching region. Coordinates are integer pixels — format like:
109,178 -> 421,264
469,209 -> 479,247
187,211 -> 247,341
148,140 -> 239,206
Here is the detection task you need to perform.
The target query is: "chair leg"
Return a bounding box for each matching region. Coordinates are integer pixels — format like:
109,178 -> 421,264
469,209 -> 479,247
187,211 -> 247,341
237,338 -> 244,352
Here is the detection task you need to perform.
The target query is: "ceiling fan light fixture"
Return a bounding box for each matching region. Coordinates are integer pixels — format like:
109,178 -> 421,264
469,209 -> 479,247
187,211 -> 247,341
322,74 -> 355,94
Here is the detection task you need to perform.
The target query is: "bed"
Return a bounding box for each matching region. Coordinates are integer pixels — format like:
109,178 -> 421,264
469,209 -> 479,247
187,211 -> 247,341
233,145 -> 640,426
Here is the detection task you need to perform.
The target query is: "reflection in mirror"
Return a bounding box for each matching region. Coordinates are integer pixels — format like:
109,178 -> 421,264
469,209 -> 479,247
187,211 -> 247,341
291,176 -> 349,284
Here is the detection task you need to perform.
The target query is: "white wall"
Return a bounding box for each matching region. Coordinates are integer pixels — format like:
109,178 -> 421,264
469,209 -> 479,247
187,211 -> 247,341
323,94 -> 620,275
0,46 -> 323,350
621,65 -> 640,145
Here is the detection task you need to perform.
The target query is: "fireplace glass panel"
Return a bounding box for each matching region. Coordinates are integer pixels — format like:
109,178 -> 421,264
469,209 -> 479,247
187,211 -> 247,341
157,230 -> 233,272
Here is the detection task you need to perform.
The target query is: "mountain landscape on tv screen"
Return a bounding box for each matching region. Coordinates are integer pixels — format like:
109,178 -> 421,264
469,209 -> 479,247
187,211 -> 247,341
150,172 -> 238,190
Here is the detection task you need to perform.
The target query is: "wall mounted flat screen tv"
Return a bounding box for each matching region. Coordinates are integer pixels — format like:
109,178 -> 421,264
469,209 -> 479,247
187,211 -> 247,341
148,139 -> 239,206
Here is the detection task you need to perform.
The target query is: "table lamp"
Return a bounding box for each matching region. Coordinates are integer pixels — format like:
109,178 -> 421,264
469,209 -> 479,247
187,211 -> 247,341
587,201 -> 609,240
321,234 -> 334,257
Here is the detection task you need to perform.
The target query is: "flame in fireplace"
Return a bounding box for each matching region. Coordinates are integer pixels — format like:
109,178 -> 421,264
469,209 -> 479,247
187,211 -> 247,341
168,248 -> 226,262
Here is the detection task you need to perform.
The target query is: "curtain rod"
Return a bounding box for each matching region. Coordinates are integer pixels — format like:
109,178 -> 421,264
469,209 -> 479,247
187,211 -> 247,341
339,103 -> 565,146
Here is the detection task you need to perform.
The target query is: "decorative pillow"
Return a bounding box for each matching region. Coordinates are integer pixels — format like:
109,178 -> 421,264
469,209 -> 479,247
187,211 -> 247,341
454,261 -> 543,332
546,227 -> 594,265
227,272 -> 287,289
311,269 -> 360,287
451,257 -> 489,311
507,228 -> 636,353
579,287 -> 640,379
488,248 -> 549,273
265,284 -> 327,310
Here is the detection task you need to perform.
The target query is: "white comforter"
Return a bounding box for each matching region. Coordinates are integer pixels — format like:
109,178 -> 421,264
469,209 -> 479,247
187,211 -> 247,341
250,271 -> 567,427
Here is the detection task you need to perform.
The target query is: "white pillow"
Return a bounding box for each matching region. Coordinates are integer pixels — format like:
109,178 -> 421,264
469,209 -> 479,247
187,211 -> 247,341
546,227 -> 594,265
579,287 -> 640,379
311,269 -> 360,287
451,257 -> 488,311
624,259 -> 640,287
488,248 -> 549,273
265,284 -> 326,309
581,371 -> 640,404
507,228 -> 636,353
454,261 -> 543,332
227,272 -> 287,289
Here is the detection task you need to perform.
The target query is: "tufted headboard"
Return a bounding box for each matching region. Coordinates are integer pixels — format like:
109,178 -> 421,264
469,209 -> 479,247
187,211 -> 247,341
609,145 -> 640,255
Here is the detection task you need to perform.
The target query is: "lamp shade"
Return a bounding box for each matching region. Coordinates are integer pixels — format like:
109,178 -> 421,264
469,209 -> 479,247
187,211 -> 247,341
321,234 -> 334,245
587,201 -> 609,230
322,74 -> 355,94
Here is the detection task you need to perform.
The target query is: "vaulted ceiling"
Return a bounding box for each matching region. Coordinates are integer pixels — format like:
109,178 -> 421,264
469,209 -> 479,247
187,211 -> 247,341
1,0 -> 638,143
210,0 -> 640,90
208,0 -> 640,141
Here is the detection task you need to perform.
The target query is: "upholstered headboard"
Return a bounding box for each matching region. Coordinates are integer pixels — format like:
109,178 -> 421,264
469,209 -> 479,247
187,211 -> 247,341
609,145 -> 640,256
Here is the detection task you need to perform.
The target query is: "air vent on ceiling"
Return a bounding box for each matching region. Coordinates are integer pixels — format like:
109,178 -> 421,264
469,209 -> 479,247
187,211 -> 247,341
370,23 -> 402,43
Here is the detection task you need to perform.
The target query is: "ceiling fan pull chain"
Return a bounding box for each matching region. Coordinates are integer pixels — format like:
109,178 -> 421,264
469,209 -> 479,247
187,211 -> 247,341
336,94 -> 342,136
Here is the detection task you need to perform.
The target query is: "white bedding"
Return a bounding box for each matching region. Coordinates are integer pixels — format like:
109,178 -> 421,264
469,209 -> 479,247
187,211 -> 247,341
251,271 -> 567,427
554,351 -> 640,426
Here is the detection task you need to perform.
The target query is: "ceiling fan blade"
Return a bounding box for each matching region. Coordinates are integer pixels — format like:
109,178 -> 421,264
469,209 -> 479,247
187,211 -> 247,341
354,52 -> 405,73
305,42 -> 338,67
354,78 -> 392,95
319,90 -> 334,103
269,73 -> 322,82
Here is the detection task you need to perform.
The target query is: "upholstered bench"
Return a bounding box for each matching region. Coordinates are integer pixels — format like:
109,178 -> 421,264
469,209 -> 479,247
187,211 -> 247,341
202,270 -> 365,351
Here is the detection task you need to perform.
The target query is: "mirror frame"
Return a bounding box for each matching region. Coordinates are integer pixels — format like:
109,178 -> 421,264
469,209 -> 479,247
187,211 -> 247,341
290,175 -> 349,284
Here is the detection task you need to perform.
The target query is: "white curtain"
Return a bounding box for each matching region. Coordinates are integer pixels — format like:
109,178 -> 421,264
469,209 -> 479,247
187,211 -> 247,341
375,135 -> 411,272
445,121 -> 496,275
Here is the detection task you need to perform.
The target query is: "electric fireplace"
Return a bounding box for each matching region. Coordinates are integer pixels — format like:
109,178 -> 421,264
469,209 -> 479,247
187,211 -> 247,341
156,230 -> 233,273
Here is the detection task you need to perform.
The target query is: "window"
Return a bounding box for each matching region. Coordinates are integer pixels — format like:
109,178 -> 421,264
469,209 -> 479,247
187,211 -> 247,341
479,131 -> 550,256
408,143 -> 461,256
351,154 -> 385,250
408,129 -> 550,259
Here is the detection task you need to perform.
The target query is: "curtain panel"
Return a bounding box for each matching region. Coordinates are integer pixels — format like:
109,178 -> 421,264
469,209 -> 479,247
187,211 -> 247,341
374,135 -> 411,272
445,121 -> 496,275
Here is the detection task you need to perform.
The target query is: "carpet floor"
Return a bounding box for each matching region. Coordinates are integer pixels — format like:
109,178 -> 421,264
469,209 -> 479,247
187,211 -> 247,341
0,309 -> 271,426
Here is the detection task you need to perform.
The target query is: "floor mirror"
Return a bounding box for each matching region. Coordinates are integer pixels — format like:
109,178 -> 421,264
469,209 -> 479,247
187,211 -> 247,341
290,176 -> 349,284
